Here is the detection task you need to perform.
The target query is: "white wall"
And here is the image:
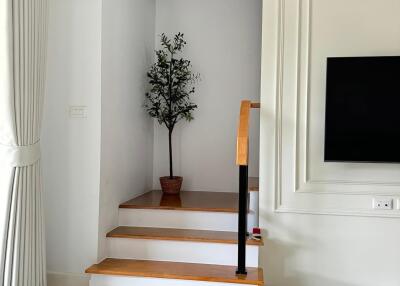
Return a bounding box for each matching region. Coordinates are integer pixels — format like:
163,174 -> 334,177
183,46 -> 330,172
260,0 -> 400,285
153,0 -> 262,192
44,0 -> 156,284
43,0 -> 102,280
98,0 -> 155,261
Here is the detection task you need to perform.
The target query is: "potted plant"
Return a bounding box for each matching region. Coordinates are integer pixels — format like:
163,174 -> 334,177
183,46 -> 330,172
145,33 -> 200,195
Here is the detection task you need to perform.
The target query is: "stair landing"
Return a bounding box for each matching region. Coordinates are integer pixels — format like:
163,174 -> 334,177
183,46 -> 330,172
120,190 -> 239,213
86,258 -> 264,285
248,177 -> 259,192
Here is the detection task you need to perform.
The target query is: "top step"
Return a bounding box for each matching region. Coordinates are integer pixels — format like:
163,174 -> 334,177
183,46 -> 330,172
120,190 -> 238,213
248,177 -> 259,192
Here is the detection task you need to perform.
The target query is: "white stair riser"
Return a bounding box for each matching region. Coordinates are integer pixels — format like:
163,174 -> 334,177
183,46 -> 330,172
107,238 -> 259,267
89,275 -> 259,286
119,209 -> 256,232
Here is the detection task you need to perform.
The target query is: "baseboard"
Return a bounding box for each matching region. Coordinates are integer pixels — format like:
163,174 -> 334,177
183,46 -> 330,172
47,271 -> 90,286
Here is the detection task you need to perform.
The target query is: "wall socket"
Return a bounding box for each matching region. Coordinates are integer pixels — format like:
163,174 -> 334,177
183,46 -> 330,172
372,197 -> 393,210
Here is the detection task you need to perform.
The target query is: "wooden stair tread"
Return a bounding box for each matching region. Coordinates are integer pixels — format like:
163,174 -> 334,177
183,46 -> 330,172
107,226 -> 263,246
120,190 -> 238,213
86,258 -> 264,285
248,177 -> 259,192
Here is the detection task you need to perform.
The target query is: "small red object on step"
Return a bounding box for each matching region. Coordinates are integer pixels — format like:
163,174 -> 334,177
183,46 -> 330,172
252,227 -> 262,241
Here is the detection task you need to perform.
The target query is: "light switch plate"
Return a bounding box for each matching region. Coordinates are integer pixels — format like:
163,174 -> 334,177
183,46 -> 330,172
69,106 -> 87,118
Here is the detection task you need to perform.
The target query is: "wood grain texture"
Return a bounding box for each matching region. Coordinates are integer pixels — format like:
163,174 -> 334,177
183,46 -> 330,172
120,190 -> 238,213
236,101 -> 260,166
86,258 -> 264,285
248,177 -> 259,192
236,100 -> 251,166
107,226 -> 263,246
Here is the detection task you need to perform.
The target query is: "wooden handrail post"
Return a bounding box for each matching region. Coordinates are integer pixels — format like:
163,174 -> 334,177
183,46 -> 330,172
236,101 -> 260,166
235,100 -> 260,276
236,100 -> 251,166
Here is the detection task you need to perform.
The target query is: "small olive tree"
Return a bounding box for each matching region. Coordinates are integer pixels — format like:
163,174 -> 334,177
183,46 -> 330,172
145,33 -> 200,179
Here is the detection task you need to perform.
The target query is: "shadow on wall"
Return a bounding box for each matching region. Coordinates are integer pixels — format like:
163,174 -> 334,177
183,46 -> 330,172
47,272 -> 89,286
259,210 -> 364,286
262,237 -> 362,286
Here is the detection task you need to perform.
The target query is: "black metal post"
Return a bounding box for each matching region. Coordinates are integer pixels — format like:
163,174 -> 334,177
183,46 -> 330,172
236,165 -> 248,275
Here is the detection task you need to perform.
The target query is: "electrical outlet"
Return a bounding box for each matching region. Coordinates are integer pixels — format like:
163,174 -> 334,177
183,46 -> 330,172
372,197 -> 393,210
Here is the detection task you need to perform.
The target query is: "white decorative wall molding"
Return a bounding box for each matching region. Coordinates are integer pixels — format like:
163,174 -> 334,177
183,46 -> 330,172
275,205 -> 400,218
269,0 -> 400,217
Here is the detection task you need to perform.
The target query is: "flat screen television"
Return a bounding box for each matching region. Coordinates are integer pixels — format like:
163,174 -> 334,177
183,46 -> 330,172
324,56 -> 400,163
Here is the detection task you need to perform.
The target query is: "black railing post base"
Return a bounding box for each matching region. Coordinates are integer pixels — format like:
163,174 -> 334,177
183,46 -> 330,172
236,269 -> 248,275
237,165 -> 248,276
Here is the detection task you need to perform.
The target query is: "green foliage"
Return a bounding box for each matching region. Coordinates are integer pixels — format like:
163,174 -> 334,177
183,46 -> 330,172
145,33 -> 200,132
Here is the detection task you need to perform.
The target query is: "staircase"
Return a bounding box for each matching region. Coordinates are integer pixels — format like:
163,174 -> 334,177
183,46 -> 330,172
85,101 -> 263,285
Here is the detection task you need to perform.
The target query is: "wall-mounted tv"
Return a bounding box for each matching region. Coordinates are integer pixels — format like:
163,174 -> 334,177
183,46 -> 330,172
324,56 -> 400,163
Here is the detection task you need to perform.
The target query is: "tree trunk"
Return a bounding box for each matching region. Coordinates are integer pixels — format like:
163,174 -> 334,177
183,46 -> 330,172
169,129 -> 173,178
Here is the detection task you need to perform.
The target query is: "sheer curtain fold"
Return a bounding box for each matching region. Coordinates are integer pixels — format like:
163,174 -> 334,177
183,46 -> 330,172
0,0 -> 48,285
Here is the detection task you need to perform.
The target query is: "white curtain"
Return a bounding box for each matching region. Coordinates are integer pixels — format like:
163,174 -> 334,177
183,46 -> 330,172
0,0 -> 49,285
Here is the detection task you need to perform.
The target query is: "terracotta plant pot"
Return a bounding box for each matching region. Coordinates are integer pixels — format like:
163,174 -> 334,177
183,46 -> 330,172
160,176 -> 183,195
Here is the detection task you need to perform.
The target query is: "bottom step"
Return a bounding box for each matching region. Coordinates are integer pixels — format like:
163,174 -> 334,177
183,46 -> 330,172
86,258 -> 264,285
